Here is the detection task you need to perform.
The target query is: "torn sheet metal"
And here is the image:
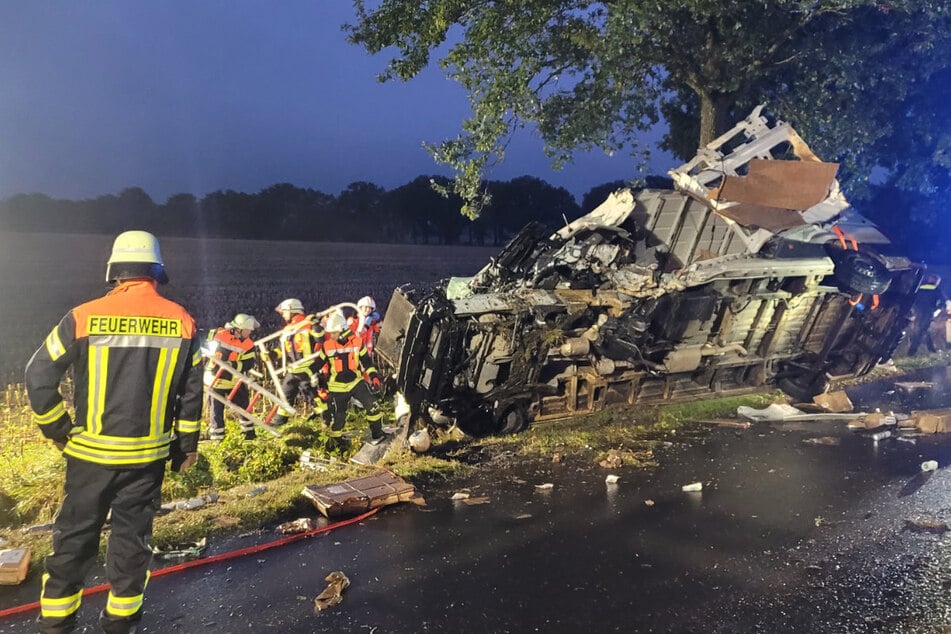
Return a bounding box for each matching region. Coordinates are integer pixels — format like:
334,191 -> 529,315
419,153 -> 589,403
302,470 -> 419,518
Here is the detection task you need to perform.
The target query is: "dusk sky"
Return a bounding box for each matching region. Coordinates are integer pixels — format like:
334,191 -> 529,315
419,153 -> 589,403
0,2 -> 673,205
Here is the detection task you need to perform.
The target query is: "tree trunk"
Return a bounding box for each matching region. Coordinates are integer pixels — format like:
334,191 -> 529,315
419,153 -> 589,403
697,92 -> 733,147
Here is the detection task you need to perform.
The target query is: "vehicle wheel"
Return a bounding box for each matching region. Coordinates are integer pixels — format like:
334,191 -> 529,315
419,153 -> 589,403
830,250 -> 891,295
777,372 -> 828,402
495,403 -> 529,435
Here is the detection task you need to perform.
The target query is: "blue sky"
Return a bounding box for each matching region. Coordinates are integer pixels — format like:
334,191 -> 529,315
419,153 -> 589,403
0,2 -> 672,205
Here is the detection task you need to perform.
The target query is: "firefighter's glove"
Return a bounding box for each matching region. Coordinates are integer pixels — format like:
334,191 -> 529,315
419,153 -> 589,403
317,388 -> 330,403
174,452 -> 199,473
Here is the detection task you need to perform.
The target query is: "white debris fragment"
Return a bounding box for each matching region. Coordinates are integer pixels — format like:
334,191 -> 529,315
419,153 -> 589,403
682,482 -> 703,492
534,483 -> 555,490
605,475 -> 620,484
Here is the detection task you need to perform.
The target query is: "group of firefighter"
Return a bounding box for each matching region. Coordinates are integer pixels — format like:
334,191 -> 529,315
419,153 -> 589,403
203,294 -> 386,450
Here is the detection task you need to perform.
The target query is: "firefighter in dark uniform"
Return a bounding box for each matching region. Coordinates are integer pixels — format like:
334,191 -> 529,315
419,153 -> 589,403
270,298 -> 326,426
319,311 -> 386,450
204,313 -> 260,440
25,230 -> 203,634
908,274 -> 946,356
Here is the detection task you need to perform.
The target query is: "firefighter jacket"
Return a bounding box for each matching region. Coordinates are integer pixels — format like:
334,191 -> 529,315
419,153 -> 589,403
204,327 -> 255,390
25,279 -> 203,467
279,314 -> 324,374
319,328 -> 379,392
348,311 -> 382,352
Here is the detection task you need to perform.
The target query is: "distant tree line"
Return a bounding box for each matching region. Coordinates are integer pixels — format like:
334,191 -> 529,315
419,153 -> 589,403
0,175 -> 634,246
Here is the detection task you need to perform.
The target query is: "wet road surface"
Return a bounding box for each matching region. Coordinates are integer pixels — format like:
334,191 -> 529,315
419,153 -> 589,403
4,365 -> 951,633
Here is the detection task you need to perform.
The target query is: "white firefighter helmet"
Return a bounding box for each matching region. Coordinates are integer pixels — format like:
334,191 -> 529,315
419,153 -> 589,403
105,230 -> 168,284
228,313 -> 260,331
357,296 -> 376,310
275,298 -> 304,314
409,428 -> 431,453
325,311 -> 347,333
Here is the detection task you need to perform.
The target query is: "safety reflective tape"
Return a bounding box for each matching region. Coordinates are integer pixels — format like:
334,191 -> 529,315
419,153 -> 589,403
151,347 -> 179,437
87,345 -> 108,434
328,378 -> 362,391
87,315 -> 182,337
921,283 -> 938,290
88,334 -> 184,349
44,327 -> 66,361
177,419 -> 200,434
69,432 -> 171,449
105,591 -> 144,617
40,575 -> 82,618
33,401 -> 66,425
62,443 -> 170,465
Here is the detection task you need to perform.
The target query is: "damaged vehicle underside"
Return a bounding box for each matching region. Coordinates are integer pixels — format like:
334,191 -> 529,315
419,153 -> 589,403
376,106 -> 922,436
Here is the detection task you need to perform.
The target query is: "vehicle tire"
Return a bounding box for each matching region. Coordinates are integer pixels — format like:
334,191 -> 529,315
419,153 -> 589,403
830,249 -> 891,295
496,403 -> 529,435
777,372 -> 828,402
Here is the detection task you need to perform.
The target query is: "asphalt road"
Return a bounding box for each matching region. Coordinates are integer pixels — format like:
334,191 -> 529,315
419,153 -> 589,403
4,366 -> 951,633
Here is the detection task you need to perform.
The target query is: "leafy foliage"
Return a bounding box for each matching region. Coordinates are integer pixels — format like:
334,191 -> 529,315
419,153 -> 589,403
347,1 -> 951,214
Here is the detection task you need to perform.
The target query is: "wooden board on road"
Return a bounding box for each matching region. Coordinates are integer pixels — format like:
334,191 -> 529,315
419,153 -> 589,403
302,471 -> 418,518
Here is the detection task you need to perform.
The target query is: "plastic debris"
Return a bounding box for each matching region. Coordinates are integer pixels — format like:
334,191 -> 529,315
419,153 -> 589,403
605,474 -> 620,484
682,482 -> 703,492
921,460 -> 939,472
276,518 -> 316,534
870,430 -> 892,442
461,496 -> 490,505
21,523 -> 53,534
904,518 -> 950,534
644,499 -> 655,506
802,436 -> 840,446
534,483 -> 555,490
737,403 -> 804,422
450,491 -> 471,501
160,492 -> 219,513
245,485 -> 268,498
152,538 -> 207,561
313,570 -> 350,612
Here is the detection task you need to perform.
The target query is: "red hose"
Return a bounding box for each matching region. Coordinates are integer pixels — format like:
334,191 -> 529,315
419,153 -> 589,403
0,508 -> 379,619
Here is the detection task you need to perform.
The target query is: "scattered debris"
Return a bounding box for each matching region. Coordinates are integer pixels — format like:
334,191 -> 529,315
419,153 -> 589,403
313,570 -> 350,613
921,460 -> 939,473
870,430 -> 892,442
408,428 -> 432,453
22,523 -> 53,534
302,470 -> 419,518
802,436 -> 840,446
534,483 -> 555,490
911,408 -> 951,434
696,419 -> 751,429
812,390 -> 853,413
152,538 -> 207,561
895,381 -> 935,394
0,547 -> 30,585
461,497 -> 491,506
605,474 -> 620,484
644,499 -> 655,507
904,518 -> 950,534
245,485 -> 268,498
896,436 -> 917,445
277,518 -> 316,534
682,482 -> 703,492
300,451 -> 341,472
450,491 -> 471,501
862,411 -> 897,430
599,450 -> 624,469
160,492 -> 219,513
551,452 -> 563,463
737,403 -> 804,422
514,513 -> 532,520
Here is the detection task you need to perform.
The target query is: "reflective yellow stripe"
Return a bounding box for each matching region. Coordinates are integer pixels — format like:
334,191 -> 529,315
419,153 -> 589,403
150,347 -> 178,437
106,590 -> 144,617
921,283 -> 938,290
87,345 -> 108,434
70,431 -> 171,450
44,328 -> 66,361
33,401 -> 67,426
177,419 -> 200,433
62,442 -> 170,465
328,378 -> 362,392
40,573 -> 83,618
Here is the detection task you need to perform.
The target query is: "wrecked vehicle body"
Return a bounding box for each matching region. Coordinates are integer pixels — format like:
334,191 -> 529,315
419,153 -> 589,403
376,106 -> 921,436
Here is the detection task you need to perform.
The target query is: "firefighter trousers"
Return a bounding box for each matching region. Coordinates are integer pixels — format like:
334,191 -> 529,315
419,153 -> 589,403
39,458 -> 164,634
275,372 -> 317,420
207,384 -> 251,439
328,381 -> 383,440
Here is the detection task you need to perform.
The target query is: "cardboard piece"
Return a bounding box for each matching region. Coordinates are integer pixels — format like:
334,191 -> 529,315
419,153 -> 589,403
812,390 -> 854,413
715,203 -> 807,232
0,547 -> 31,585
302,470 -> 417,518
912,408 -> 951,434
711,159 -> 840,211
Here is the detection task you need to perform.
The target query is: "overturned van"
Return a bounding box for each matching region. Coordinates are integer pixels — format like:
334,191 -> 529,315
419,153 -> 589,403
376,106 -> 921,436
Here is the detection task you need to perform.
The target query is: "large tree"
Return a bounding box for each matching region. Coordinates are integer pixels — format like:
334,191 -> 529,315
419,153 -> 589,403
347,1 -> 951,215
